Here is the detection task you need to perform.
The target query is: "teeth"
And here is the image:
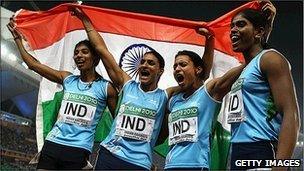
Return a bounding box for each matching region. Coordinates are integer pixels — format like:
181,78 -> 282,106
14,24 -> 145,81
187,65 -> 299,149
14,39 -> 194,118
231,35 -> 239,42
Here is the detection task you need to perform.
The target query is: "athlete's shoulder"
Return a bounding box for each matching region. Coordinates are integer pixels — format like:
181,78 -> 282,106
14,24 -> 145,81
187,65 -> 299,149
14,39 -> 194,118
260,49 -> 290,73
63,74 -> 78,84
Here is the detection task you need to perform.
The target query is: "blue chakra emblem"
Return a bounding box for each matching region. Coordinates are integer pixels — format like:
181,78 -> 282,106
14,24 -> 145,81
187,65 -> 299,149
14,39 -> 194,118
119,44 -> 155,80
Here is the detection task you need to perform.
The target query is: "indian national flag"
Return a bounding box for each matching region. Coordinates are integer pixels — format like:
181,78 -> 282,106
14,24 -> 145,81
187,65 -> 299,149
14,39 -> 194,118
15,1 -> 260,169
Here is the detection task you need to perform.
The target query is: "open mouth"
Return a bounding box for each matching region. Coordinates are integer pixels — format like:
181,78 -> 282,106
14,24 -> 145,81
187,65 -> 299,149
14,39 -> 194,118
231,35 -> 240,46
75,60 -> 85,67
175,73 -> 184,85
140,70 -> 150,78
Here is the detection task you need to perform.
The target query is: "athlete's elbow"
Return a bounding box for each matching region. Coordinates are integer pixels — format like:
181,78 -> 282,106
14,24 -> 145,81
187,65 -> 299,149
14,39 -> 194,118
214,81 -> 231,96
95,45 -> 108,54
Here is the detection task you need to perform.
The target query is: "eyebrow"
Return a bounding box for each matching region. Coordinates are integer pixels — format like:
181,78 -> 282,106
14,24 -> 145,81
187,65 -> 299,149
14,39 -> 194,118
232,18 -> 247,23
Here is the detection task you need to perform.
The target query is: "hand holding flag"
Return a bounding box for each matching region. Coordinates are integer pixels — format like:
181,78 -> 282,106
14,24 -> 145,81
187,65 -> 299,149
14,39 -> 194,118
7,18 -> 22,40
197,27 -> 214,40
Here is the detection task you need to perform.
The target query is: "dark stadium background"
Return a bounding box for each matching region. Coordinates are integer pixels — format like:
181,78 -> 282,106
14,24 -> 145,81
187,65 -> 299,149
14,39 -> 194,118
1,1 -> 302,170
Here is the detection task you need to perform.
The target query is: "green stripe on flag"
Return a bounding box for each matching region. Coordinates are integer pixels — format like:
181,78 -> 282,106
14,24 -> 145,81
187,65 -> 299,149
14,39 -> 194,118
210,104 -> 230,170
41,91 -> 64,139
210,121 -> 231,170
94,108 -> 113,142
153,138 -> 169,157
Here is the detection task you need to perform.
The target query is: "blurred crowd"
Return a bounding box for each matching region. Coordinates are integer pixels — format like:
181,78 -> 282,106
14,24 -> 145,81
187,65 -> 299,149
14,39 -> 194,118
1,119 -> 37,170
0,117 -> 103,170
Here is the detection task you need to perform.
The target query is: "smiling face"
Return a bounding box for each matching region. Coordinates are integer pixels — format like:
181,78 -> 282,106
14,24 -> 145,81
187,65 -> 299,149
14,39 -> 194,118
73,44 -> 95,71
138,53 -> 163,87
173,55 -> 202,92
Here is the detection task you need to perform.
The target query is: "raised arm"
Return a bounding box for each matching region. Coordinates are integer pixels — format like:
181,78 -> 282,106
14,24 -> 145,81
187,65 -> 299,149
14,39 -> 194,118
259,0 -> 276,42
7,20 -> 71,84
207,64 -> 245,101
197,27 -> 215,81
72,7 -> 130,91
261,51 -> 299,164
166,27 -> 214,97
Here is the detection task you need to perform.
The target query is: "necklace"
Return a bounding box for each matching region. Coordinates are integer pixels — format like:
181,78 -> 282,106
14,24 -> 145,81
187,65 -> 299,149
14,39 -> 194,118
77,74 -> 101,91
77,79 -> 93,91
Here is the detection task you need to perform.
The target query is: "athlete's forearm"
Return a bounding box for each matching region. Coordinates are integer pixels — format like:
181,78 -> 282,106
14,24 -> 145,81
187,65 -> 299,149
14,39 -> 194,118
202,36 -> 214,81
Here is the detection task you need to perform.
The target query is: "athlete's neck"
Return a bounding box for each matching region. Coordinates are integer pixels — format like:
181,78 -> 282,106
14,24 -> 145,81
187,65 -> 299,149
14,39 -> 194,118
243,45 -> 263,63
80,70 -> 98,83
183,79 -> 204,98
140,83 -> 157,92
